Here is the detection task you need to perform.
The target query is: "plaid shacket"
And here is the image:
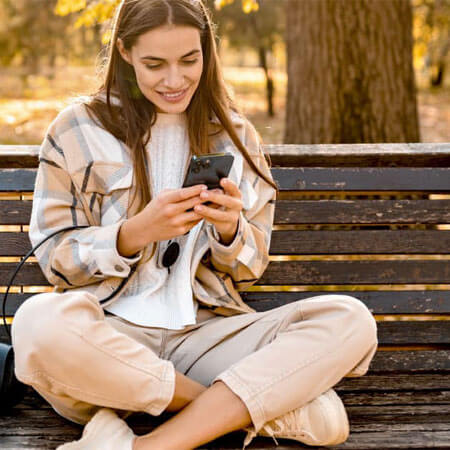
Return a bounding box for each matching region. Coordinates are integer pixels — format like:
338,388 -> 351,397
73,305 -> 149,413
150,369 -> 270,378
29,101 -> 277,316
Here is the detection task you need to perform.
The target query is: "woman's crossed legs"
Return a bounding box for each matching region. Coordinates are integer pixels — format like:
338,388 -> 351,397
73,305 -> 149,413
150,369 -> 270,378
11,291 -> 377,449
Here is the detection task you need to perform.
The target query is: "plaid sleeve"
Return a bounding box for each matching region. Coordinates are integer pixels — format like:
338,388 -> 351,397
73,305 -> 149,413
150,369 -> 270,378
29,126 -> 143,289
205,120 -> 276,290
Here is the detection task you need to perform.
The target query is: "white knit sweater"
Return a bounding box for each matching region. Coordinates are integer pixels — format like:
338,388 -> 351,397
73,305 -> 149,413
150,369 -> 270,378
104,111 -> 202,329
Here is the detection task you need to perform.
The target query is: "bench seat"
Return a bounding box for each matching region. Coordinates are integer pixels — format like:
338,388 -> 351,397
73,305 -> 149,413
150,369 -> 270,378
0,144 -> 449,449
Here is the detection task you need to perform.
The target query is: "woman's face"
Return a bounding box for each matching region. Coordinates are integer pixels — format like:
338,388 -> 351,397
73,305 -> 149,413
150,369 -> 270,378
117,25 -> 204,113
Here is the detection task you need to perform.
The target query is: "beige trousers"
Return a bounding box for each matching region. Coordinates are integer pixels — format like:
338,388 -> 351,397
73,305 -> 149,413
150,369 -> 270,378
11,291 -> 378,445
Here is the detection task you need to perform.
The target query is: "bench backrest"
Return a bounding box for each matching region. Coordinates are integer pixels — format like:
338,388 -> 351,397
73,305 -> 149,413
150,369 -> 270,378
1,143 -> 449,375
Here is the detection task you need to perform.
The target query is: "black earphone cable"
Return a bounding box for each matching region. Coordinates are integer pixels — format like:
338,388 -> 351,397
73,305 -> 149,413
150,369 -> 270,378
1,224 -> 136,346
1,225 -> 89,345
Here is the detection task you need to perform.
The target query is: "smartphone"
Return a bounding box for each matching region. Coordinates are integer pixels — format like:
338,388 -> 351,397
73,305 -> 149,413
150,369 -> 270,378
182,152 -> 234,211
182,153 -> 234,190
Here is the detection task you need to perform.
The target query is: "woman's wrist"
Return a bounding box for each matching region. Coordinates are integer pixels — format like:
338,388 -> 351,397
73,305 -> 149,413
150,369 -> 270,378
117,215 -> 150,257
218,221 -> 239,246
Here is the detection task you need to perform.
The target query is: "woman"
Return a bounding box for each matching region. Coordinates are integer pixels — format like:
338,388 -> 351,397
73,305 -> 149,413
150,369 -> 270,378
11,1 -> 378,449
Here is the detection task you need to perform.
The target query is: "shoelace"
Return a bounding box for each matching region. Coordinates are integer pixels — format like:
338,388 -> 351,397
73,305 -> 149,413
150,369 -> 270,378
242,407 -> 304,449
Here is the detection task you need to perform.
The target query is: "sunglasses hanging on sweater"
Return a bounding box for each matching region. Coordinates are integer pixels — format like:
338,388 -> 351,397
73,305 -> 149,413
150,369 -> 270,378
160,239 -> 180,274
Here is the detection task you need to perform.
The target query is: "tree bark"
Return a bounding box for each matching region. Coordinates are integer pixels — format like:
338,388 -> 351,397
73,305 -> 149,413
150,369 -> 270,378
284,0 -> 420,144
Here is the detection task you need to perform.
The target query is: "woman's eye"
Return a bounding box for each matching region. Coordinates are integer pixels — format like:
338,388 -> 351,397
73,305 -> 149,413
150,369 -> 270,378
145,60 -> 198,70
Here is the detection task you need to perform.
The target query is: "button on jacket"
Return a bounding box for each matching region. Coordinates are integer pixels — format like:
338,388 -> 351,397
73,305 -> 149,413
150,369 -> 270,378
29,101 -> 277,317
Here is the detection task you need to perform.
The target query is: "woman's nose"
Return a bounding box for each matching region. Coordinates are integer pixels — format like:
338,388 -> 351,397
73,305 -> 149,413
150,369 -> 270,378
163,66 -> 185,89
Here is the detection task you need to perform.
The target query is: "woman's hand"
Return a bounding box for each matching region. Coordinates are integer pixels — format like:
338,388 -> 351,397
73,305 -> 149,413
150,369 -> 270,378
194,178 -> 243,245
138,184 -> 209,243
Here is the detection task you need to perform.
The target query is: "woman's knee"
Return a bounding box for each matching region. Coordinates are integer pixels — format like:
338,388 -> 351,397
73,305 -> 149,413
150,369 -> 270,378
11,291 -> 100,383
332,295 -> 378,348
301,294 -> 377,348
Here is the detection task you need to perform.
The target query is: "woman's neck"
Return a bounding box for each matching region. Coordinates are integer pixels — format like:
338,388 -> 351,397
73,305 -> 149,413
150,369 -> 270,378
154,110 -> 187,126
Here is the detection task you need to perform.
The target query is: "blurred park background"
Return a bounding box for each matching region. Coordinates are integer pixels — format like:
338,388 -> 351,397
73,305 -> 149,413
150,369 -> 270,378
0,0 -> 449,146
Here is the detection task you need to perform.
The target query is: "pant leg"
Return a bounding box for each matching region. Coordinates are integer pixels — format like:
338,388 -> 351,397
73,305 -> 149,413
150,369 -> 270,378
164,294 -> 378,436
11,290 -> 175,425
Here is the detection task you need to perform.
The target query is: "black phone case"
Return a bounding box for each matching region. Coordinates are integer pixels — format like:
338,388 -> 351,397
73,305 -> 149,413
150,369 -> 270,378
182,153 -> 234,190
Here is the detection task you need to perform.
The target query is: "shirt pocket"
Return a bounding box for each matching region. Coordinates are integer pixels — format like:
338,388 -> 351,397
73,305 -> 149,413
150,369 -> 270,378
72,161 -> 134,226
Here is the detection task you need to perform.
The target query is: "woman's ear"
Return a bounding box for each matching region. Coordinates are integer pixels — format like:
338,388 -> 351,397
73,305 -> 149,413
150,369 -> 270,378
116,38 -> 132,65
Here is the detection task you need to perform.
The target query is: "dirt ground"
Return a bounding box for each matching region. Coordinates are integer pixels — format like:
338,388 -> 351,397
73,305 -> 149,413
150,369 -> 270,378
0,66 -> 449,145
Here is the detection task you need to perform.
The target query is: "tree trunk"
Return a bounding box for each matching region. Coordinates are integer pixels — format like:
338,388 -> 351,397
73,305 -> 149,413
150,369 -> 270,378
249,13 -> 275,116
284,0 -> 420,144
258,46 -> 275,117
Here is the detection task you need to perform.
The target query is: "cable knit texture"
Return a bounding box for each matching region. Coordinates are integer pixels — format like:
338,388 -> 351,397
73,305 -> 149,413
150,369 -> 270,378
104,111 -> 202,329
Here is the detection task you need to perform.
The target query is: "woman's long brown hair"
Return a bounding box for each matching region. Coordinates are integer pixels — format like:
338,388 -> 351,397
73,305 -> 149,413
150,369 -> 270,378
84,0 -> 278,222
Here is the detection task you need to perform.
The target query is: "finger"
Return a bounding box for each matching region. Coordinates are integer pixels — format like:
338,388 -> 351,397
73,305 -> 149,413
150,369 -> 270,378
173,194 -> 206,215
194,203 -> 231,222
178,210 -> 204,224
200,190 -> 242,210
164,184 -> 208,204
219,178 -> 242,199
205,189 -> 224,207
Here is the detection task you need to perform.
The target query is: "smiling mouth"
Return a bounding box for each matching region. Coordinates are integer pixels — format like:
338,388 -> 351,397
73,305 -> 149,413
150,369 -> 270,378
158,88 -> 188,97
156,88 -> 190,104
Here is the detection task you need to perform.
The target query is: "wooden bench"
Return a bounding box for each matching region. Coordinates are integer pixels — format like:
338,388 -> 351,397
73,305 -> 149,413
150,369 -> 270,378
0,143 -> 449,449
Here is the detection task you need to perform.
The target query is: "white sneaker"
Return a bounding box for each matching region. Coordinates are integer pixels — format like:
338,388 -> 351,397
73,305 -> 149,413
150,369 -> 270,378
243,388 -> 349,448
56,407 -> 136,450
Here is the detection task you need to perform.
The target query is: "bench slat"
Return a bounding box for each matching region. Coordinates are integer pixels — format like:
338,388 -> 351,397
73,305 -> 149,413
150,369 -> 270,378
2,167 -> 450,192
3,230 -> 450,256
0,201 -> 31,225
3,200 -> 450,225
272,168 -> 450,191
0,169 -> 37,191
0,417 -> 448,449
270,230 -> 450,254
2,143 -> 450,167
266,143 -> 450,167
3,291 -> 450,316
243,291 -> 450,314
259,260 -> 450,285
0,398 -> 449,449
9,374 -> 450,399
2,260 -> 450,285
2,321 -> 449,345
338,373 -> 450,389
274,200 -> 450,224
7,389 -> 450,411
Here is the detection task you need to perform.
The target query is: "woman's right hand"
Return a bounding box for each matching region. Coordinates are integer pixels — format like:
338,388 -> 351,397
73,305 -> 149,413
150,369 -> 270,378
139,184 -> 209,243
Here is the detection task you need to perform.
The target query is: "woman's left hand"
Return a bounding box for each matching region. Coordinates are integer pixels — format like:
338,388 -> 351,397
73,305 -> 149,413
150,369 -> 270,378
194,178 -> 243,245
